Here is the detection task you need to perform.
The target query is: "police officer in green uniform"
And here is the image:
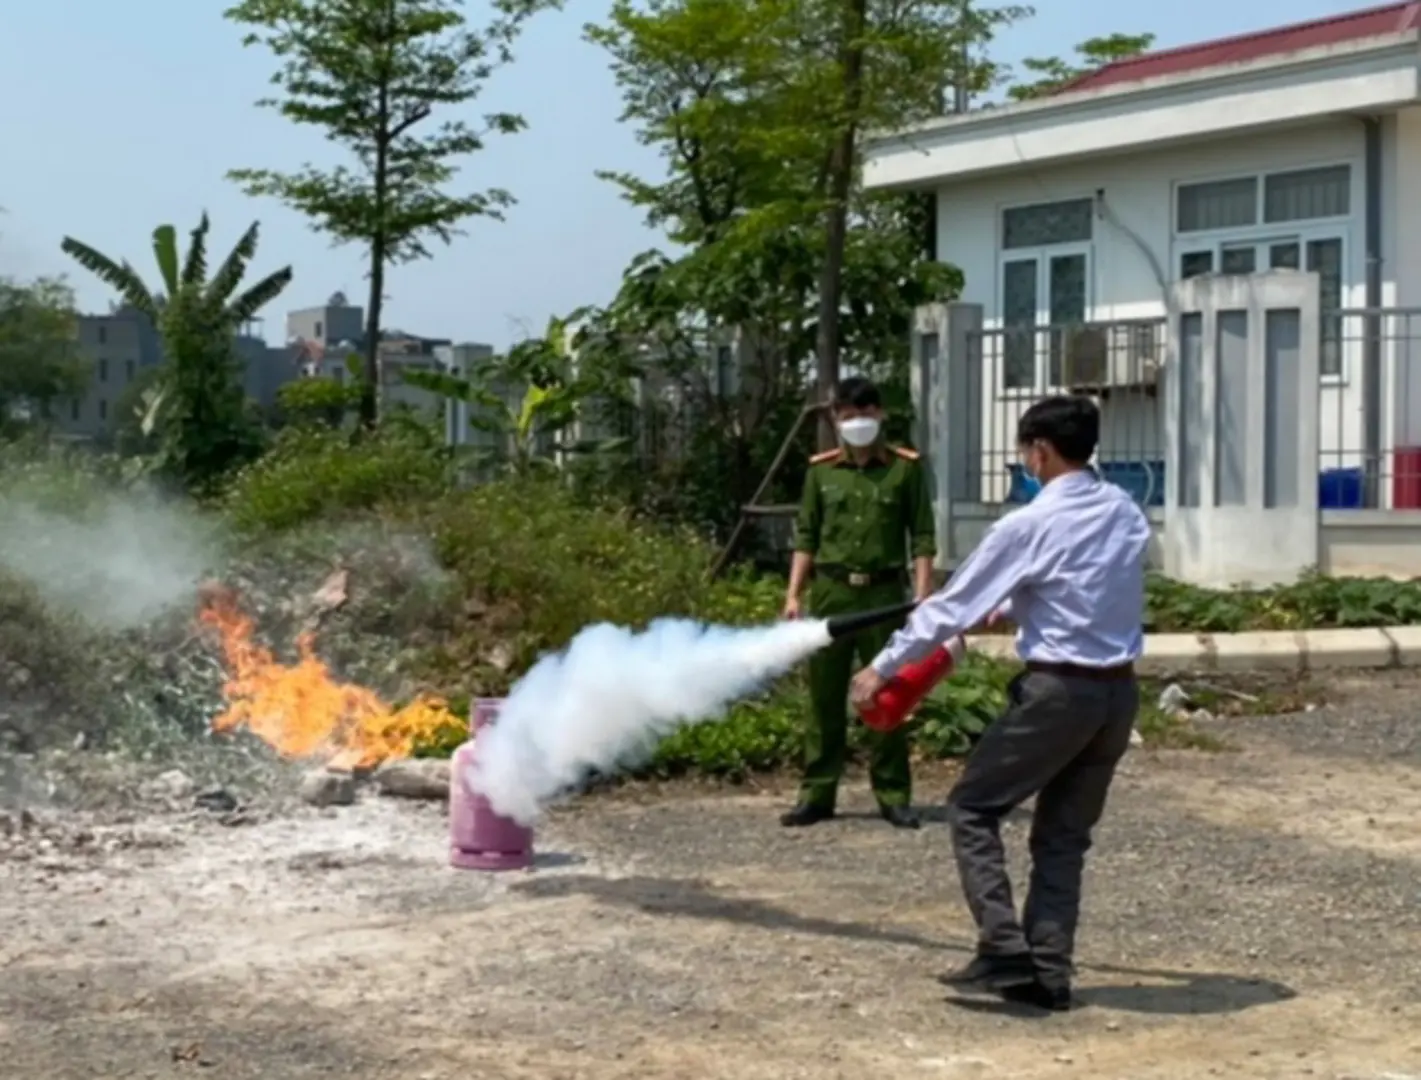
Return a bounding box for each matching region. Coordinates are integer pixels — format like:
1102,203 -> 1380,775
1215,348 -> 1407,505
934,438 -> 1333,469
781,376 -> 938,829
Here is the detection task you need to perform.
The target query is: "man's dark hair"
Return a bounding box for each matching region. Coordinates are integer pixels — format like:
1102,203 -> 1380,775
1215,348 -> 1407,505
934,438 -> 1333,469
832,376 -> 881,411
1016,395 -> 1099,464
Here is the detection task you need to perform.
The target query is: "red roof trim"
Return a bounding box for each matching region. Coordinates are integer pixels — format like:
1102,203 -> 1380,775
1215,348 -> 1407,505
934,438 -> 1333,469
1063,2 -> 1421,94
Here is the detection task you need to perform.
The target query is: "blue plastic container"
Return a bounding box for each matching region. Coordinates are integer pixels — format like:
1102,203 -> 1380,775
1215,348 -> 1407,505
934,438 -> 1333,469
1318,467 -> 1364,509
1098,460 -> 1165,508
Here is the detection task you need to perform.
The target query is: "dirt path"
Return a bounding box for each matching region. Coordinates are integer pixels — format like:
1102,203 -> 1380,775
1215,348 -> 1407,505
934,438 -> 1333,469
4,675 -> 1421,1080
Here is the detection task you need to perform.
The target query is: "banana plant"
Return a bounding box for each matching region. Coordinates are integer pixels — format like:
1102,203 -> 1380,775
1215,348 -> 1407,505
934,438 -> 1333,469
403,366 -> 628,476
60,214 -> 291,327
60,214 -> 293,491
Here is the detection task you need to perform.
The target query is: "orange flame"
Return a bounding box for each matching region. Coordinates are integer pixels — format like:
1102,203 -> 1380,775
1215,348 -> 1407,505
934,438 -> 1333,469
198,585 -> 460,770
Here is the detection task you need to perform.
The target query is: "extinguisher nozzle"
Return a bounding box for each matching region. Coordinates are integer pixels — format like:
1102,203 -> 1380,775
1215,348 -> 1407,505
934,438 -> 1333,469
823,600 -> 919,641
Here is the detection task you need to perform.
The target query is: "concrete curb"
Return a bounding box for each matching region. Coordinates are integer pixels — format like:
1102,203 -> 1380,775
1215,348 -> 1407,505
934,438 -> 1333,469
967,626 -> 1421,676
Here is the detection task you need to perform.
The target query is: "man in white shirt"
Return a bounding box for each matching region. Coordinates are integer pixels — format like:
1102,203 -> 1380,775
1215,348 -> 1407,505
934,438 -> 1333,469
849,395 -> 1151,1011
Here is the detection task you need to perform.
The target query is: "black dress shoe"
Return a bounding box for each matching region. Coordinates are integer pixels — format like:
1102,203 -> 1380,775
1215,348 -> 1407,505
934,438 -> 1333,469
780,803 -> 835,827
1000,980 -> 1073,1011
880,805 -> 921,830
938,953 -> 1039,992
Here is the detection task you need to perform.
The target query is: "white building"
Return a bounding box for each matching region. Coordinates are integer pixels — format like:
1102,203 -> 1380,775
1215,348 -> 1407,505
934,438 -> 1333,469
866,2 -> 1421,579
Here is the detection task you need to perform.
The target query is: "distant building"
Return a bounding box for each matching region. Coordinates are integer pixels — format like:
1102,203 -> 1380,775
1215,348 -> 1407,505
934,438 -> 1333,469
434,341 -> 498,449
286,291 -> 490,431
237,317 -> 300,412
285,292 -> 365,352
55,304 -> 164,440
52,306 -> 296,442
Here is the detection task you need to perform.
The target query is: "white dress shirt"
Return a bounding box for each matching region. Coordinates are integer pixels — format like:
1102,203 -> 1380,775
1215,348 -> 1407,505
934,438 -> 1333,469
871,469 -> 1151,678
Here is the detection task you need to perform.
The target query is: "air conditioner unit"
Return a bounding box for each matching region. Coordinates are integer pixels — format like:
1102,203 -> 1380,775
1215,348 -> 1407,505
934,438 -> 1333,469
1059,325 -> 1160,391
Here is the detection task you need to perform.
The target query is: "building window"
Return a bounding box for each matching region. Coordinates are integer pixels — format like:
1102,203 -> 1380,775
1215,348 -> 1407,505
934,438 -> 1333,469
98,400 -> 107,421
314,320 -> 323,338
125,359 -> 135,381
1306,238 -> 1344,376
715,343 -> 733,398
1180,250 -> 1213,279
1176,177 -> 1258,233
1264,165 -> 1350,224
98,358 -> 108,382
71,399 -> 80,421
1047,252 -> 1088,384
1176,165 -> 1351,234
1001,259 -> 1039,387
97,326 -> 107,345
1175,235 -> 1345,377
1002,198 -> 1093,249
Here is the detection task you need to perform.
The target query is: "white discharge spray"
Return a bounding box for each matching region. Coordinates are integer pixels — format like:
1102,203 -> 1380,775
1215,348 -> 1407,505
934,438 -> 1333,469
469,616 -> 834,825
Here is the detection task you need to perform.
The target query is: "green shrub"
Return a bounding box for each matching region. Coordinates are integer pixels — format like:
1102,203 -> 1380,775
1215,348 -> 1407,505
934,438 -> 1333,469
0,435 -> 135,511
275,377 -> 361,429
426,477 -> 782,678
222,425 -> 451,533
649,686 -> 807,778
1145,569 -> 1421,632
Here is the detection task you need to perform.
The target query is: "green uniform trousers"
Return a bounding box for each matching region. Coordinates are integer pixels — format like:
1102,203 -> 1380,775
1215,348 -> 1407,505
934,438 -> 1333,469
801,576 -> 912,810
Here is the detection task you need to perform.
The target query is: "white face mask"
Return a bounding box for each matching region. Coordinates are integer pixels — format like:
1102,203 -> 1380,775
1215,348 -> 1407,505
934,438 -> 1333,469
838,416 -> 881,448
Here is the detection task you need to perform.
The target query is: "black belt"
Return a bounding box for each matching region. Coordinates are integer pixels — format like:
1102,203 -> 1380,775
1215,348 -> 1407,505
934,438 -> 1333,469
1025,660 -> 1135,682
815,565 -> 905,588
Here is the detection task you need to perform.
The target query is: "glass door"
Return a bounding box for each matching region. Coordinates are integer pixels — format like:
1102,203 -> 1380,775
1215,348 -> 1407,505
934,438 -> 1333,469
1000,248 -> 1090,390
1047,250 -> 1088,386
1001,257 -> 1038,389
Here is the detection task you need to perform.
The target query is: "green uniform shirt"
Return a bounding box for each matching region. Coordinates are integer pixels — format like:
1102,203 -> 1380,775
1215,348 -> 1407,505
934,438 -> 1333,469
793,445 -> 937,571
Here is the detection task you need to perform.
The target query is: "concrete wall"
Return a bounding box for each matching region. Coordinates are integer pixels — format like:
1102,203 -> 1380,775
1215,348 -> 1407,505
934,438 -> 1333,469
1387,106 -> 1421,452
236,334 -> 298,412
929,119 -> 1410,495
286,301 -> 364,348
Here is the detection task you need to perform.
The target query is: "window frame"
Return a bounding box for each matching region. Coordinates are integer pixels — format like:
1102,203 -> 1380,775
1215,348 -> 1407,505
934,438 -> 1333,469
1171,160 -> 1356,238
1173,225 -> 1350,382
999,196 -> 1096,252
995,240 -> 1095,396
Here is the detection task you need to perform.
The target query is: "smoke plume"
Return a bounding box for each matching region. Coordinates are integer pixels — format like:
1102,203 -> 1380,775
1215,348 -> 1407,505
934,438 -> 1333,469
470,616 -> 833,825
0,487 -> 217,631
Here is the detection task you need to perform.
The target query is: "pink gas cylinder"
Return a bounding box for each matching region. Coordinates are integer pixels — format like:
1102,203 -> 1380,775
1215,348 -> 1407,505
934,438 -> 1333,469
449,697 -> 534,871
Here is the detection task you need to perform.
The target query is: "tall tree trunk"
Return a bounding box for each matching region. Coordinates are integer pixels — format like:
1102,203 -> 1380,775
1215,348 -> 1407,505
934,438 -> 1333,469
813,0 -> 869,450
361,247 -> 385,428
361,72 -> 392,429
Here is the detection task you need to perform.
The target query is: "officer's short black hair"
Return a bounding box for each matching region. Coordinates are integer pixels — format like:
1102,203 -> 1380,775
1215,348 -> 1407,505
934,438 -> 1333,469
832,376 -> 881,412
1016,395 -> 1099,465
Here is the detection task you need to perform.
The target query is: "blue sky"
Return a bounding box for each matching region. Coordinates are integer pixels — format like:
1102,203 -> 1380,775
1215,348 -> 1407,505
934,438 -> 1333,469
0,0 -> 1369,348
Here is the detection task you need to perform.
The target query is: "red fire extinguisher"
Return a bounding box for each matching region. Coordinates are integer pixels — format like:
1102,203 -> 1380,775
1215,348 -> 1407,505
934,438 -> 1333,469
855,636 -> 967,734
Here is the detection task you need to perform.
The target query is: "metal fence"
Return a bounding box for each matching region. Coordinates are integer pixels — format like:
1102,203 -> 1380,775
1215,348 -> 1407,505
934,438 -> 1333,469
952,308 -> 1421,515
1319,308 -> 1421,510
963,319 -> 1167,510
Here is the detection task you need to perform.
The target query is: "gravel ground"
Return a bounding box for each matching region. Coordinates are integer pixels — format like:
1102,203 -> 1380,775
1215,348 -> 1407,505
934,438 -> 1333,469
3,672 -> 1421,1080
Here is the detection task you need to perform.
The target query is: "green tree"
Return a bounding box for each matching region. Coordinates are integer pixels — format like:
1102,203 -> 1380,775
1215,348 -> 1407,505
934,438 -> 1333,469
1008,32 -> 1156,100
588,0 -> 1022,451
60,214 -> 293,491
0,275 -> 87,429
579,0 -> 1002,534
226,0 -> 563,428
